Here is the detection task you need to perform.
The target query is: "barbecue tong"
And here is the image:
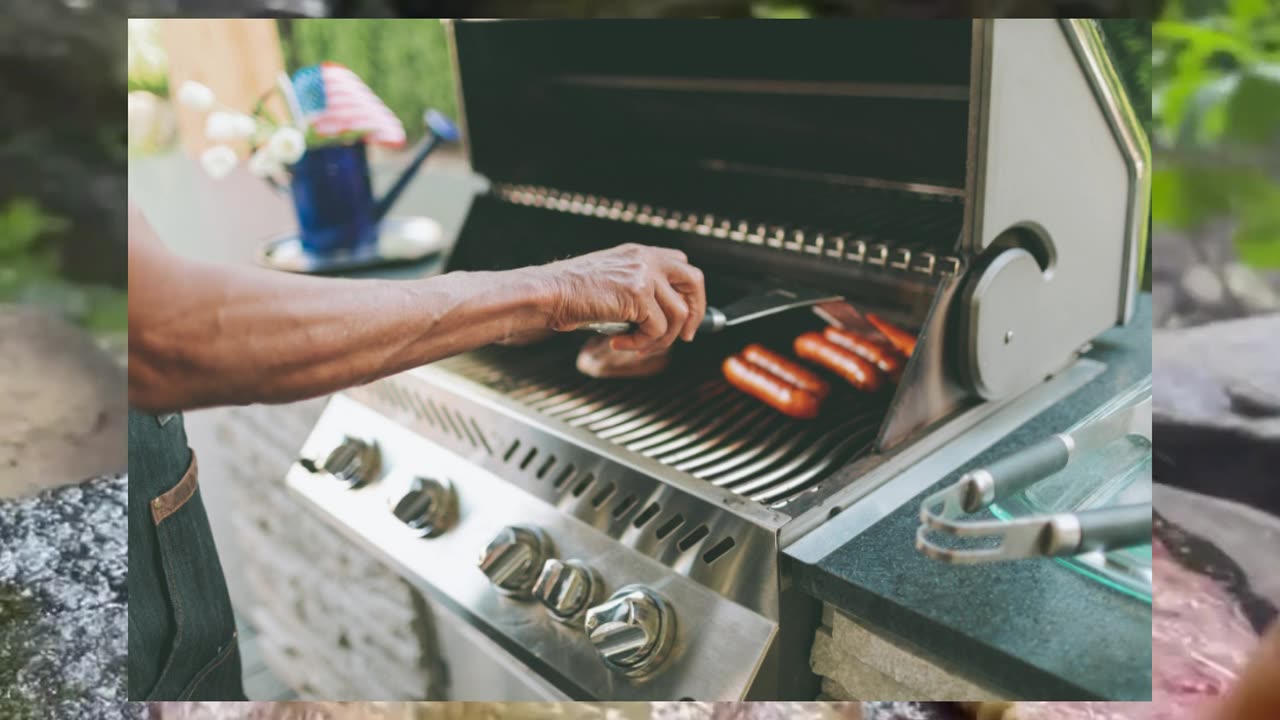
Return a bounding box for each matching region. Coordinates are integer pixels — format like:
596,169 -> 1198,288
917,395 -> 1152,564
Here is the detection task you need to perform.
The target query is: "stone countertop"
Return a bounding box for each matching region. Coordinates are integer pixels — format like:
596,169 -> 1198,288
0,474 -> 139,720
792,295 -> 1153,701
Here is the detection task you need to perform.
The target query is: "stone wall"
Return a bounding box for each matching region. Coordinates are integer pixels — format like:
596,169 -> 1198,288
812,606 -> 1002,702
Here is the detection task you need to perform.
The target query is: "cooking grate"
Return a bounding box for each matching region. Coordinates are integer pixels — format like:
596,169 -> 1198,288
437,343 -> 890,506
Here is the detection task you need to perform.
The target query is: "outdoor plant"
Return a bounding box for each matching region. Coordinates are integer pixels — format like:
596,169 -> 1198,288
1154,0 -> 1280,267
180,62 -> 406,184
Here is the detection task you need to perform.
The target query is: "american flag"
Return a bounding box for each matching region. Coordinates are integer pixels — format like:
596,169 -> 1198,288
291,62 -> 406,147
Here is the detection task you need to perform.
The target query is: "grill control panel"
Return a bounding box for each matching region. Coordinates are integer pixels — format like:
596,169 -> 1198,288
288,393 -> 776,699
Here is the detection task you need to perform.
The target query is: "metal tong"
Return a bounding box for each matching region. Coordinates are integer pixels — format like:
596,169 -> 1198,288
917,395 -> 1152,564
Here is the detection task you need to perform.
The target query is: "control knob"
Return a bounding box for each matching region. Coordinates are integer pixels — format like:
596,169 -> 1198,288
477,525 -> 553,598
584,585 -> 676,676
390,476 -> 457,537
532,559 -> 602,622
302,436 -> 380,489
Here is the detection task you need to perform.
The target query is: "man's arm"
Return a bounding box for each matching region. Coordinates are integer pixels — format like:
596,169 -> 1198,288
128,200 -> 704,413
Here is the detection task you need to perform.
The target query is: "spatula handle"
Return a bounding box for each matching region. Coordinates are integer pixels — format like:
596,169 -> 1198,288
583,307 -> 726,336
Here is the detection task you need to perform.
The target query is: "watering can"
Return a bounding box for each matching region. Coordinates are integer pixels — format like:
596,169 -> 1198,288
286,109 -> 460,255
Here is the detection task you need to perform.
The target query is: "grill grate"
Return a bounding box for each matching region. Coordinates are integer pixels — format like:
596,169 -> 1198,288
437,343 -> 889,506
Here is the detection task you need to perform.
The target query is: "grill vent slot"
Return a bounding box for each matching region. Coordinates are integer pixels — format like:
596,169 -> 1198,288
503,439 -> 521,463
612,495 -> 638,519
536,455 -> 557,479
591,482 -> 616,508
469,419 -> 493,455
655,514 -> 685,540
519,447 -> 538,470
553,464 -> 576,489
633,502 -> 661,528
701,537 -> 737,565
678,525 -> 710,552
571,475 -> 594,497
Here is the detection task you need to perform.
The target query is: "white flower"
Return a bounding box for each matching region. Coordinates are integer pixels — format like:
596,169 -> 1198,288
265,127 -> 306,165
205,111 -> 256,141
178,80 -> 215,111
247,148 -> 283,179
200,145 -> 238,179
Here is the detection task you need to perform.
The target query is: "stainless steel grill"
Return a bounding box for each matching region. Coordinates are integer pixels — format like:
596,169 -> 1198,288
436,347 -> 887,506
284,18 -> 1149,702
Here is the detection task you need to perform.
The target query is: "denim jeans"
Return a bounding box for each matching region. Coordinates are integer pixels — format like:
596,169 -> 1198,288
128,409 -> 245,700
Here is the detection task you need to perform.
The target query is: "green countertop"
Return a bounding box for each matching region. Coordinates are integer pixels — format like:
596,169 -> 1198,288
791,294 -> 1153,701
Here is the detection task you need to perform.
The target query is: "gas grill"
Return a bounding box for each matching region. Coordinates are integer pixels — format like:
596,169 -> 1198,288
285,19 -> 1148,700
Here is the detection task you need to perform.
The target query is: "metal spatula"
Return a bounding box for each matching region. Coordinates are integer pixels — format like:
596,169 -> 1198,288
583,285 -> 843,337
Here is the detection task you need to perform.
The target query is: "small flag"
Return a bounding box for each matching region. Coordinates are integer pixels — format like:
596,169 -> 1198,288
292,62 -> 406,147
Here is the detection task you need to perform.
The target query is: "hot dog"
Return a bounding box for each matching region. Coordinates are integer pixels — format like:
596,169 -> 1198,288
865,313 -> 917,357
741,343 -> 831,400
794,332 -> 883,392
722,354 -> 821,419
822,327 -> 904,380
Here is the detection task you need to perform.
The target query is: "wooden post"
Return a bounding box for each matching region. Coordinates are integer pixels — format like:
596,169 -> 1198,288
158,19 -> 288,158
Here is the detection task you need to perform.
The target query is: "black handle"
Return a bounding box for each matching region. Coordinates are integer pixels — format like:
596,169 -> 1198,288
584,306 -> 725,337
1074,503 -> 1152,554
983,435 -> 1072,503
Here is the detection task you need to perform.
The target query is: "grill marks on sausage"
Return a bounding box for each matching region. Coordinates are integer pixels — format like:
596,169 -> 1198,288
794,332 -> 883,393
742,343 -> 831,400
822,326 -> 905,380
722,354 -> 821,419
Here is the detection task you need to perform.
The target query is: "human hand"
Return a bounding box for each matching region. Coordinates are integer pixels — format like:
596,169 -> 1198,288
533,243 -> 707,353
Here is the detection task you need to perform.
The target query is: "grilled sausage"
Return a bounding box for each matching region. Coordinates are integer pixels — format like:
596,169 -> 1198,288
822,327 -> 904,380
865,313 -> 917,357
741,343 -> 831,400
722,354 -> 821,419
794,332 -> 883,392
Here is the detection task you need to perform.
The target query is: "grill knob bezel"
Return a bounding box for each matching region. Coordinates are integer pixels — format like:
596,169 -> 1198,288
307,436 -> 381,489
477,525 -> 554,598
584,585 -> 677,677
389,475 -> 458,538
532,558 -> 603,623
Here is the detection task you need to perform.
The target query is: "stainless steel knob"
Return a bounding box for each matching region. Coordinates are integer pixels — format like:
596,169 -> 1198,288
303,436 -> 380,489
584,585 -> 676,676
532,559 -> 602,622
390,476 -> 457,537
477,525 -> 553,598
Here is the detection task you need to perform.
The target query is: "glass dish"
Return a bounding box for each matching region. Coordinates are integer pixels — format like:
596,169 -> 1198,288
992,376 -> 1153,603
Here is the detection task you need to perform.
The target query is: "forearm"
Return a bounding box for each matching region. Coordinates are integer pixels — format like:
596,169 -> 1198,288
128,258 -> 554,413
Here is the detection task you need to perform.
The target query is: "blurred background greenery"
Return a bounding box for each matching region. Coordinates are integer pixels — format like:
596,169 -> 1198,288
1153,0 -> 1280,267
279,19 -> 458,145
2,1 -> 128,347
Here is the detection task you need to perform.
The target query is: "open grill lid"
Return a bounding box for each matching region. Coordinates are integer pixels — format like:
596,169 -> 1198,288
446,20 -> 973,297
444,19 -> 1149,444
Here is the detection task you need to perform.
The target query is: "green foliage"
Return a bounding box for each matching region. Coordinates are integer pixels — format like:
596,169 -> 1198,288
0,199 -> 127,332
280,19 -> 459,145
1154,0 -> 1280,267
